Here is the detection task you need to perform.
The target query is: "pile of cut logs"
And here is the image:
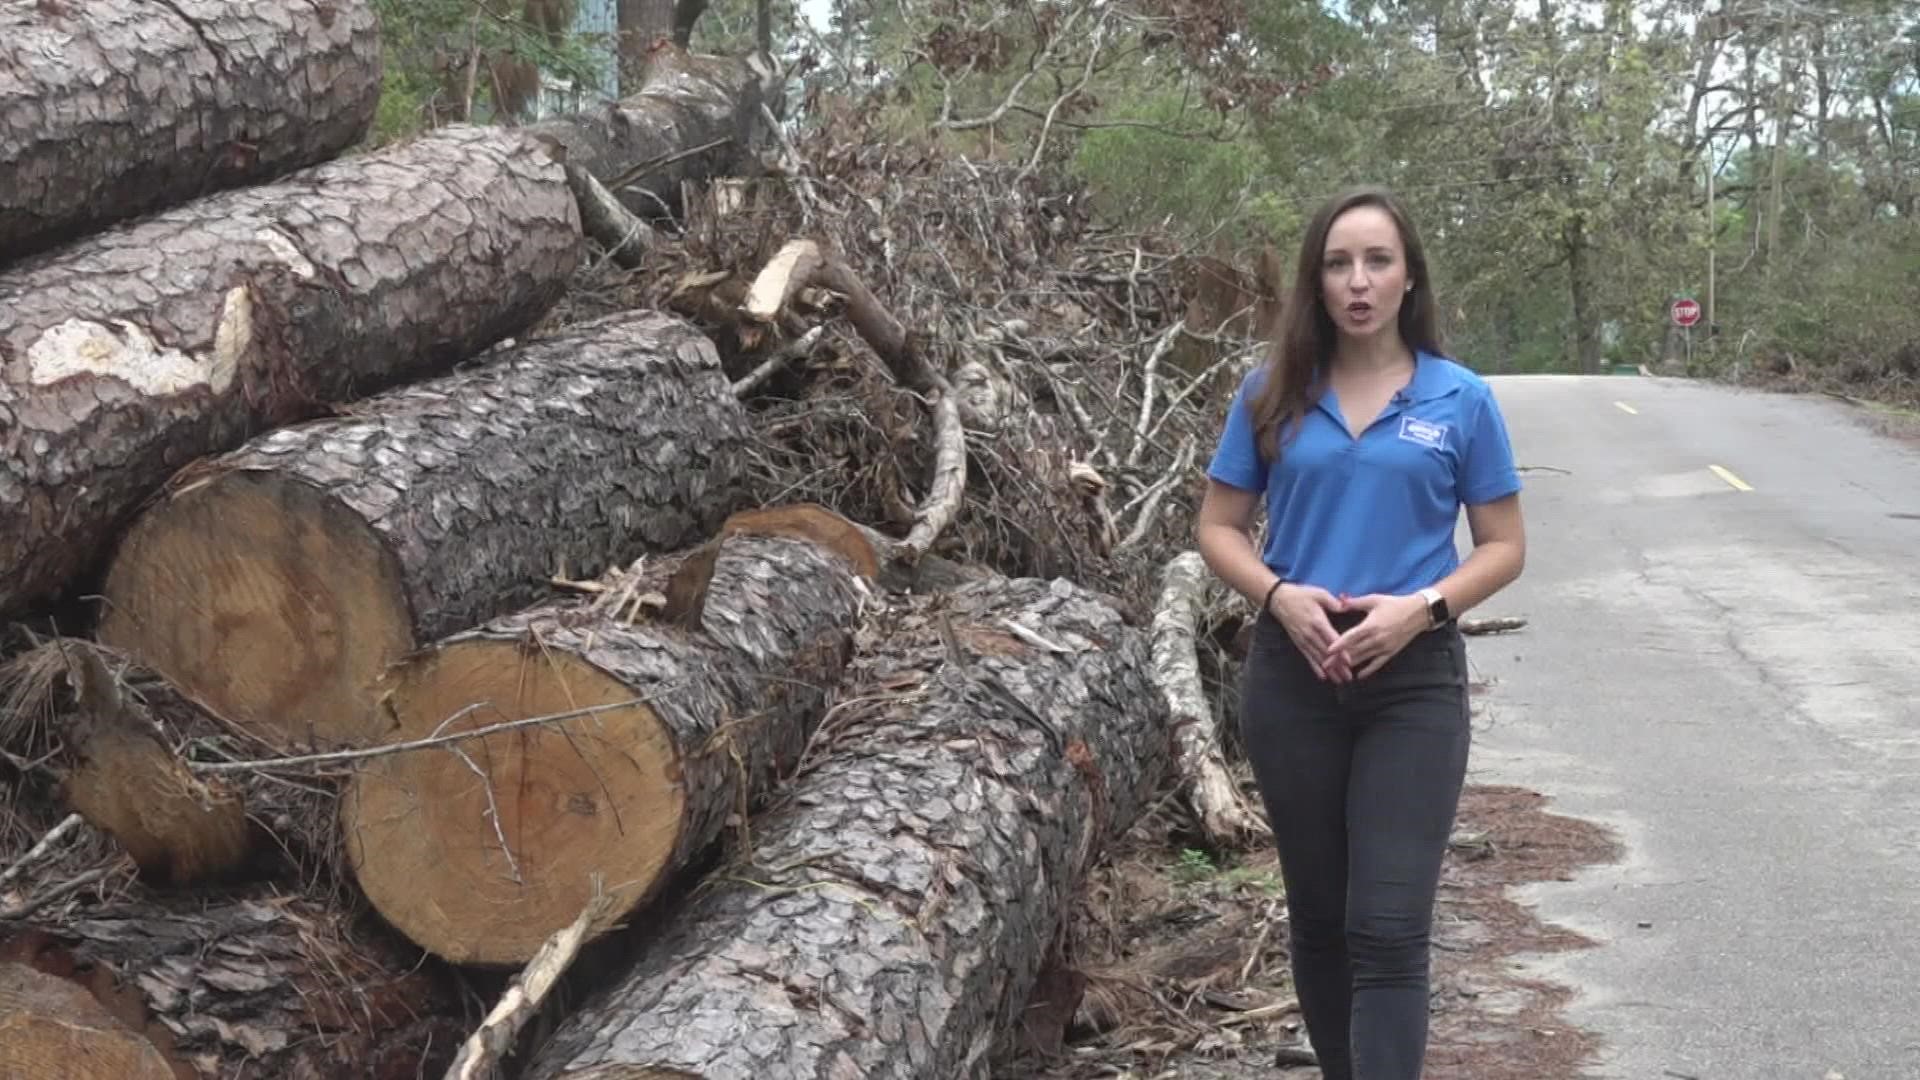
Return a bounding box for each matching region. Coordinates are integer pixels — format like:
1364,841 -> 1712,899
0,3 -> 1257,1077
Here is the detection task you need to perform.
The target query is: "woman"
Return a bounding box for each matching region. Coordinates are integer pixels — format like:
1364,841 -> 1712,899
1195,187 -> 1527,1078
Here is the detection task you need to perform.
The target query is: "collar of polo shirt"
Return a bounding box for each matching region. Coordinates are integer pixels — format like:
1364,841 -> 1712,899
1204,349 -> 1518,601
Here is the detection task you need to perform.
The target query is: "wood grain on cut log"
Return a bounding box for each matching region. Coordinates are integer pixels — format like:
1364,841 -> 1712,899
0,0 -> 382,264
96,309 -> 751,754
0,637 -> 362,899
340,512 -> 875,967
53,645 -> 252,888
531,43 -> 773,218
0,892 -> 468,1079
1152,551 -> 1267,846
444,886 -> 616,1080
520,576 -> 1170,1080
0,961 -> 179,1080
0,123 -> 582,620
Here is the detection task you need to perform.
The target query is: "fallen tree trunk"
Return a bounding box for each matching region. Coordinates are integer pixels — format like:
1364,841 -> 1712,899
0,890 -> 468,1079
338,509 -> 876,967
1152,551 -> 1267,846
96,309 -> 753,753
0,0 -> 382,264
529,44 -> 774,220
520,576 -> 1170,1080
0,123 -> 582,620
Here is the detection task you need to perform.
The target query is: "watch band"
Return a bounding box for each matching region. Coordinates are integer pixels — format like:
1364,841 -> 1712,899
1418,587 -> 1449,628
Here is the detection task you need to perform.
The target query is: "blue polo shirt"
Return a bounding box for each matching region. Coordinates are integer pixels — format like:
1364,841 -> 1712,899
1206,350 -> 1521,599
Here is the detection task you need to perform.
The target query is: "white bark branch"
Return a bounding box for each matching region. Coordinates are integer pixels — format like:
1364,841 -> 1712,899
443,882 -> 614,1080
1151,551 -> 1268,845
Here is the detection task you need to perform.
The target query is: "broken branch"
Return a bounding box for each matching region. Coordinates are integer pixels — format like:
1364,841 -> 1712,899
1151,551 -> 1268,845
443,882 -> 616,1080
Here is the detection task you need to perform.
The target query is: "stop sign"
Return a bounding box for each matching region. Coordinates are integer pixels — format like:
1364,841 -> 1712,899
1671,298 -> 1702,327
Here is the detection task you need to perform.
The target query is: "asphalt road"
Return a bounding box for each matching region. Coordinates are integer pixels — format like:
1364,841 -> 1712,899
1462,373 -> 1920,1080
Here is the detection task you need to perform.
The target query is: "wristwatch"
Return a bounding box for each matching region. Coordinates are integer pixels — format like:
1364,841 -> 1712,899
1418,587 -> 1450,628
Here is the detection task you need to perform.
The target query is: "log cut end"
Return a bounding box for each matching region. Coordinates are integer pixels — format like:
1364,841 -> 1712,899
98,471 -> 414,752
0,962 -> 181,1080
341,639 -> 685,967
60,726 -> 253,888
718,503 -> 881,581
55,645 -> 254,887
664,504 -> 879,627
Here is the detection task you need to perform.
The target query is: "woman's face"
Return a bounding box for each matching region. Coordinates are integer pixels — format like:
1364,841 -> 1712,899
1320,204 -> 1412,340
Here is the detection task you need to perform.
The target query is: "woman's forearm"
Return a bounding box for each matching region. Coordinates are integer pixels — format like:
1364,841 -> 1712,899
1196,522 -> 1280,608
1430,538 -> 1524,618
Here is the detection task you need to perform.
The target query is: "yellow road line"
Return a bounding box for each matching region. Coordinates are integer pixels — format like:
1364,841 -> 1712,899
1709,464 -> 1753,492
1614,401 -> 1639,415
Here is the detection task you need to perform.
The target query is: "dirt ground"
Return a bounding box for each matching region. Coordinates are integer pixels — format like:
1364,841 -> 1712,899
999,756 -> 1623,1080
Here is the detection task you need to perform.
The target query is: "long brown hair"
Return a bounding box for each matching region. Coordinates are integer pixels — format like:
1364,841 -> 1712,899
1249,186 -> 1444,461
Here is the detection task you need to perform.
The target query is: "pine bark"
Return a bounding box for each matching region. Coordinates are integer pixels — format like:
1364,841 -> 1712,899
520,576 -> 1170,1080
339,521 -> 874,967
530,44 -> 772,218
0,0 -> 382,264
95,309 -> 755,753
0,890 -> 468,1080
0,123 -> 583,620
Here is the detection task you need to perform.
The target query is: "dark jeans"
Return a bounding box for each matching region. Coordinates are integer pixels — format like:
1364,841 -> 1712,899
1238,607 -> 1472,1080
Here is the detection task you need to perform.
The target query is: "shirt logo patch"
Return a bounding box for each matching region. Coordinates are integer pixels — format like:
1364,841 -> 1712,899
1398,415 -> 1448,449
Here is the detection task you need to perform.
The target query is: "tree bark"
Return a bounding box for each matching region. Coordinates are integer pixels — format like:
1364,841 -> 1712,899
520,575 -> 1170,1080
0,891 -> 467,1080
1564,214 -> 1601,374
617,0 -> 711,72
529,44 -> 772,220
0,0 -> 382,265
338,513 -> 876,968
96,310 -> 754,754
0,123 -> 583,621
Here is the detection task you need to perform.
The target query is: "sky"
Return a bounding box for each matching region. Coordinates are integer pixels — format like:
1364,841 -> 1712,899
796,0 -> 832,31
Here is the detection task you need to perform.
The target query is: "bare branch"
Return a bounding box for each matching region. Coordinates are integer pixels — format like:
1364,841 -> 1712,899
444,882 -> 615,1080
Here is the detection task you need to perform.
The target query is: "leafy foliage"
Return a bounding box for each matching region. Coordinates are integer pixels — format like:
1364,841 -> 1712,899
365,0 -> 1917,396
789,0 -> 1918,393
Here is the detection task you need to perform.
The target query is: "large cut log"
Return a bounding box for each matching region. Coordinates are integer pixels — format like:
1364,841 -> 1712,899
96,309 -> 754,753
0,890 -> 469,1080
520,576 -> 1171,1080
338,509 -> 876,967
529,43 -> 774,219
0,123 -> 582,620
0,0 -> 382,264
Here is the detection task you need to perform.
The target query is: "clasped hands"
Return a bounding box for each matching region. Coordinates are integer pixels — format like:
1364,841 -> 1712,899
1268,583 -> 1427,683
